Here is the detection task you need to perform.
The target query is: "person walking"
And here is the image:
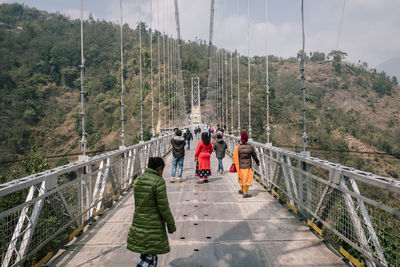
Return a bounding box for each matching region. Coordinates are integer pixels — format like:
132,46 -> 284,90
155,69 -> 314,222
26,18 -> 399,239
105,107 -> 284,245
213,134 -> 227,174
170,129 -> 185,183
183,129 -> 193,150
127,157 -> 176,267
196,126 -> 201,140
233,132 -> 260,198
195,132 -> 213,183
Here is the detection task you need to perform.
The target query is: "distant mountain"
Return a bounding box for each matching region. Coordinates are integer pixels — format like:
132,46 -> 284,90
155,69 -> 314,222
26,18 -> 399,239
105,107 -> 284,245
376,57 -> 400,80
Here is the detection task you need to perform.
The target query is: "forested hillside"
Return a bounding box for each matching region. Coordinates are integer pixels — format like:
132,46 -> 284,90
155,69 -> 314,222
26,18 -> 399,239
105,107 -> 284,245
1,3 -> 400,181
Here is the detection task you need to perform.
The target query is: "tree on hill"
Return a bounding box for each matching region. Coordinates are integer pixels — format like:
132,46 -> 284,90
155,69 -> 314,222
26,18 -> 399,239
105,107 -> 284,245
328,50 -> 347,62
328,50 -> 348,73
310,51 -> 326,62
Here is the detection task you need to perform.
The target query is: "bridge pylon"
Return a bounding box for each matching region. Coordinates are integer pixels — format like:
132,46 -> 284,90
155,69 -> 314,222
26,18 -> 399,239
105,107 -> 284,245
191,77 -> 201,130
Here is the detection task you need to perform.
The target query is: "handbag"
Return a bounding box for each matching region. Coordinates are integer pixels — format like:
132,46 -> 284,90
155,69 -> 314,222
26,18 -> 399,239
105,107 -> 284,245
229,163 -> 237,173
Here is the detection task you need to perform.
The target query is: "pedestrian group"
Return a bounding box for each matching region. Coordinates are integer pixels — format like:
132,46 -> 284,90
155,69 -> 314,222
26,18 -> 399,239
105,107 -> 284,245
127,126 -> 260,266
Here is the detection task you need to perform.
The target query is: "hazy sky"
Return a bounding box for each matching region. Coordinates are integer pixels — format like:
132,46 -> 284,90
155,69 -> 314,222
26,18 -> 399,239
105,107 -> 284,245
1,0 -> 399,68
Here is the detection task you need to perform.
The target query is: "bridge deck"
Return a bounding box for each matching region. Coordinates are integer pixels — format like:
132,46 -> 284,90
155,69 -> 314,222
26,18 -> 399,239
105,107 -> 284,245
51,140 -> 345,266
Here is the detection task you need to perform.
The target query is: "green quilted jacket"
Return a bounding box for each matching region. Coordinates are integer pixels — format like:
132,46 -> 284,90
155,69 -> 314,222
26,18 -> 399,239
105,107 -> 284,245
127,168 -> 176,255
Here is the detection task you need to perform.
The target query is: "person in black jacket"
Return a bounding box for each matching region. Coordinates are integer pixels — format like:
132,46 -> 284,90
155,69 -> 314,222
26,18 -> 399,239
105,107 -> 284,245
213,134 -> 228,174
170,129 -> 185,183
183,129 -> 193,150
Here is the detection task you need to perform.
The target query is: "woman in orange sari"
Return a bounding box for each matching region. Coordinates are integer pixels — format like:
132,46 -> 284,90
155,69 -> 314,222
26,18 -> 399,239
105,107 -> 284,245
233,132 -> 260,198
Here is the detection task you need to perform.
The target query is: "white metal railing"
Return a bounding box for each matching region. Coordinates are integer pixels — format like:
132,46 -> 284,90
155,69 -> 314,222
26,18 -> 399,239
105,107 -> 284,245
0,135 -> 172,267
224,134 -> 400,267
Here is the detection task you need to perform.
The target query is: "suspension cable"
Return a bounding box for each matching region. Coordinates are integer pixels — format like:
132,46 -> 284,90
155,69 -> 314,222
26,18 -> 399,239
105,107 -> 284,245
336,0 -> 346,50
216,50 -> 219,125
170,24 -> 173,128
225,50 -> 228,130
247,0 -> 252,138
174,39 -> 177,126
300,0 -> 307,152
173,0 -> 187,127
166,2 -> 170,131
237,52 -> 240,134
139,0 -> 144,142
230,52 -> 233,133
265,0 -> 271,144
220,50 -> 223,126
207,0 -> 216,126
229,2 -> 233,133
157,0 -> 161,135
162,6 -> 167,133
79,0 -> 87,156
150,0 -> 155,138
119,0 -> 126,147
172,37 -> 175,127
236,0 -> 240,134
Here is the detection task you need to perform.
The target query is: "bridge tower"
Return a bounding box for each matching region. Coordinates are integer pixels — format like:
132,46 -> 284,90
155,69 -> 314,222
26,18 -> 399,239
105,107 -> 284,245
191,77 -> 201,129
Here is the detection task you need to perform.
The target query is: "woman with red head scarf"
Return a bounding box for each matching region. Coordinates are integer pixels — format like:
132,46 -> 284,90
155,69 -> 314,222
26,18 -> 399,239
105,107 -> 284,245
233,132 -> 260,197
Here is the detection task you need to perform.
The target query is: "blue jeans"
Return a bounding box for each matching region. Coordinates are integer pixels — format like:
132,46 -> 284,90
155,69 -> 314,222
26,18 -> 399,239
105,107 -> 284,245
217,158 -> 224,172
171,157 -> 184,178
185,140 -> 190,150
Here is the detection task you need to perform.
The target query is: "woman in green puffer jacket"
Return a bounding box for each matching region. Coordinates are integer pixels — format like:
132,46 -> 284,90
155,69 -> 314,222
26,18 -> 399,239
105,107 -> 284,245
127,157 -> 176,267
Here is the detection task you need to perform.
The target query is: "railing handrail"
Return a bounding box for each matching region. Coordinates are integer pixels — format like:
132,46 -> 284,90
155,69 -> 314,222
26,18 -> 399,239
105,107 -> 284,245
227,134 -> 400,193
224,134 -> 399,267
0,134 -> 173,198
0,134 -> 173,267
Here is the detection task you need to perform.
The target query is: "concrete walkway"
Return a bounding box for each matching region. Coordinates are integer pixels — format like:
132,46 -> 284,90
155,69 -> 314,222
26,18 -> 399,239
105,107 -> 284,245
51,140 -> 346,267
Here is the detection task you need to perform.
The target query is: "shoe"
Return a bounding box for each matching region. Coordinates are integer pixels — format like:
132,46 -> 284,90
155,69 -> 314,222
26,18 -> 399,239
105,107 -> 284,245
170,178 -> 175,183
178,178 -> 184,183
238,190 -> 243,194
243,194 -> 252,198
204,179 -> 209,183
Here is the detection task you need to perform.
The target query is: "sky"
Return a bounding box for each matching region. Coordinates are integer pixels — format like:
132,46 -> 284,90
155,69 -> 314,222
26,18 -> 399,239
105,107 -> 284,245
1,0 -> 399,68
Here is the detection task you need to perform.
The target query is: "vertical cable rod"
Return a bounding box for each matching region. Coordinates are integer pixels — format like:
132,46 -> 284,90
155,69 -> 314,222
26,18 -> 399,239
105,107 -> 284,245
174,39 -> 177,126
300,0 -> 307,151
247,0 -> 251,138
216,50 -> 219,125
220,50 -> 223,126
225,50 -> 228,130
166,0 -> 170,131
119,0 -> 125,146
236,0 -> 240,135
215,50 -> 219,124
80,0 -> 87,155
230,52 -> 233,133
172,37 -> 175,126
237,52 -> 240,134
150,0 -> 155,138
173,0 -> 187,126
207,0 -> 216,126
336,0 -> 346,50
157,0 -> 161,135
162,5 -> 167,133
265,0 -> 270,144
139,0 -> 143,142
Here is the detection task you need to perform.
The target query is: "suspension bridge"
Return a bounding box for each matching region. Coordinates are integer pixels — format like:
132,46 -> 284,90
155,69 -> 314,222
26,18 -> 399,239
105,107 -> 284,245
0,0 -> 399,267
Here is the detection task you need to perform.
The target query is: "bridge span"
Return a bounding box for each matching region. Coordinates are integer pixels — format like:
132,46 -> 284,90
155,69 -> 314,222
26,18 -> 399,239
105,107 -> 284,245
1,133 -> 399,267
50,139 -> 345,267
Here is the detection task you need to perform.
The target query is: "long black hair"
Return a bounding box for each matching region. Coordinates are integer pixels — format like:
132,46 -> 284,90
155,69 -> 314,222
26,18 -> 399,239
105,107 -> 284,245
148,157 -> 165,170
201,132 -> 210,145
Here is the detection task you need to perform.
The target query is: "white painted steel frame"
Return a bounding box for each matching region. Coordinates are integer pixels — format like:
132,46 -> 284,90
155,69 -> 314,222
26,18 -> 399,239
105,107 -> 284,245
224,134 -> 399,267
0,135 -> 172,267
